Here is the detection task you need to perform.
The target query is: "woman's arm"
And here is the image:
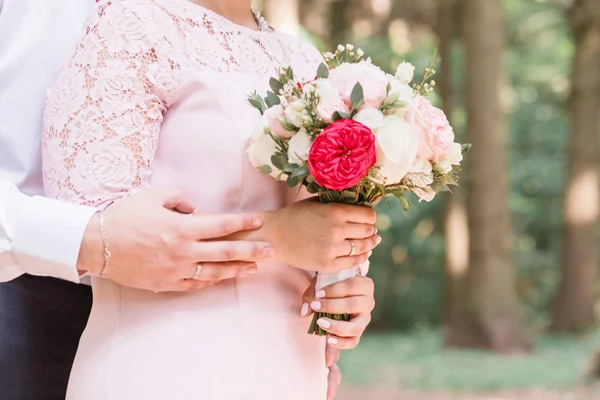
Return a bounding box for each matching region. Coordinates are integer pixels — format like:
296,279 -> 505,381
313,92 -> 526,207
41,2 -> 272,292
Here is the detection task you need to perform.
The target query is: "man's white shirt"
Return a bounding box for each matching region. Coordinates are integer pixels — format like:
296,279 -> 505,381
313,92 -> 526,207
0,0 -> 96,283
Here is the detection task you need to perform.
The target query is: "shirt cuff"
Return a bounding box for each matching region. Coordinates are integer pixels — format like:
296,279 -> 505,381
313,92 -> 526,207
12,196 -> 97,283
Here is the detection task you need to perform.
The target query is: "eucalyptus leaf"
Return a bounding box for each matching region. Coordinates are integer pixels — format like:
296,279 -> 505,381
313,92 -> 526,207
266,91 -> 281,107
317,63 -> 329,79
269,78 -> 284,95
461,143 -> 472,154
331,111 -> 350,121
306,184 -> 318,194
286,176 -> 300,188
271,153 -> 287,170
257,165 -> 272,174
248,98 -> 265,114
284,163 -> 300,172
351,82 -> 364,109
290,166 -> 309,180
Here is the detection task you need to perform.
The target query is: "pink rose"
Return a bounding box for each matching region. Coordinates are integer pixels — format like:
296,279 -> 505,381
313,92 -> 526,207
328,62 -> 388,110
404,96 -> 455,163
265,105 -> 295,138
307,79 -> 350,122
308,120 -> 376,191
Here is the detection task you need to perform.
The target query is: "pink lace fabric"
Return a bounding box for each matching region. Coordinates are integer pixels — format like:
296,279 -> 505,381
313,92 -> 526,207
42,0 -> 322,209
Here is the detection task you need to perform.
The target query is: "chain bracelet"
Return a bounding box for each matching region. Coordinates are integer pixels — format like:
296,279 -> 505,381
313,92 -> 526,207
99,212 -> 111,277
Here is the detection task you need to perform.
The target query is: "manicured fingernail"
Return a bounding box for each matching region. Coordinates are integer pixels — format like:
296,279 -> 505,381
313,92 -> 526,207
368,250 -> 373,257
317,318 -> 331,329
316,290 -> 326,299
376,236 -> 382,245
263,246 -> 275,257
253,218 -> 262,228
328,337 -> 339,345
245,266 -> 258,276
375,227 -> 378,234
311,301 -> 322,311
301,303 -> 309,317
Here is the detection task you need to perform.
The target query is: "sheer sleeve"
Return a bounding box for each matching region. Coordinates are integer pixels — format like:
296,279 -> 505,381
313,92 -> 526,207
42,1 -> 176,210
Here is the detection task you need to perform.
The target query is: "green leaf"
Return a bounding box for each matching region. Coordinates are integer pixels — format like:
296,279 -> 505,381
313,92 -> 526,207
306,183 -> 319,194
248,98 -> 265,114
286,175 -> 301,188
350,82 -> 364,109
269,78 -> 284,95
271,153 -> 288,170
290,166 -> 309,180
432,182 -> 451,193
331,111 -> 350,121
257,165 -> 272,174
396,195 -> 411,210
317,63 -> 329,79
266,91 -> 281,107
284,163 -> 300,172
461,143 -> 472,154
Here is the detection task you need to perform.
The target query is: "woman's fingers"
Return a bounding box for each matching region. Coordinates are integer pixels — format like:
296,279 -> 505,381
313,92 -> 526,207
325,345 -> 340,368
326,335 -> 361,350
316,276 -> 375,299
331,251 -> 371,271
317,313 -> 372,349
344,222 -> 377,240
336,235 -> 380,258
310,295 -> 374,315
337,204 -> 377,224
301,277 -> 318,317
326,364 -> 342,400
180,262 -> 258,282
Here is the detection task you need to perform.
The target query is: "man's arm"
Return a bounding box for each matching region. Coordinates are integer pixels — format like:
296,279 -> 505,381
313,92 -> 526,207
0,179 -> 97,283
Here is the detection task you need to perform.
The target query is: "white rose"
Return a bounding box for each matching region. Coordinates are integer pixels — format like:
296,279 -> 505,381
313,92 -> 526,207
284,100 -> 307,128
247,128 -> 285,180
353,108 -> 384,131
374,115 -> 419,184
406,158 -> 436,202
385,76 -> 415,107
287,128 -> 312,165
395,62 -> 415,84
435,142 -> 463,174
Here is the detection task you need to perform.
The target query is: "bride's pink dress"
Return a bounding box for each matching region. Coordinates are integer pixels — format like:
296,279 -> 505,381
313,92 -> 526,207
41,1 -> 327,398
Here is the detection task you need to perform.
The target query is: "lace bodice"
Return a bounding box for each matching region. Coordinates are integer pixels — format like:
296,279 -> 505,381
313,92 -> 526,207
42,0 -> 322,208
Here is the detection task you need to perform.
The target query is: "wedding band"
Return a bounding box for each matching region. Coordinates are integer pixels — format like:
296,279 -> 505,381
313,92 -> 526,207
192,263 -> 203,280
347,240 -> 356,257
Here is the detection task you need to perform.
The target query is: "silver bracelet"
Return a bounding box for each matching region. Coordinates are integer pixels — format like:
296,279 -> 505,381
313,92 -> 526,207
99,212 -> 111,277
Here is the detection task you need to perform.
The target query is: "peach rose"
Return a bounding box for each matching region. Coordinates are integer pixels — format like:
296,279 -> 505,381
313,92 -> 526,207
328,62 -> 388,110
404,96 -> 457,171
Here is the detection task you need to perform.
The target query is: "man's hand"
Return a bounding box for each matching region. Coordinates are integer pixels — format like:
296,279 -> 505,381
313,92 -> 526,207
77,188 -> 274,292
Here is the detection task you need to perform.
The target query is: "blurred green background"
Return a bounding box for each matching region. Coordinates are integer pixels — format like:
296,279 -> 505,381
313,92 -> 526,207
260,0 -> 600,398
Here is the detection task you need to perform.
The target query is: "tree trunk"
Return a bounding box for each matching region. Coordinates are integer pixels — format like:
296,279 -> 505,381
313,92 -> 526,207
436,0 -> 470,332
264,0 -> 299,36
446,0 -> 527,352
551,0 -> 600,333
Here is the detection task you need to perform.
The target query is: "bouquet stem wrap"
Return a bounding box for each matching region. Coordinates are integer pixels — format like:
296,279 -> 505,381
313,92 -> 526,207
308,190 -> 378,336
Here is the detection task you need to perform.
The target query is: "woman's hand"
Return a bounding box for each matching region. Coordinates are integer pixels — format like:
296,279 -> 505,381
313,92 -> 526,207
263,199 -> 381,273
301,276 -> 375,349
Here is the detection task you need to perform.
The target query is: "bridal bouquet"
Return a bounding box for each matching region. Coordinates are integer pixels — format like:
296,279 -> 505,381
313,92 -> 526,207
247,44 -> 469,336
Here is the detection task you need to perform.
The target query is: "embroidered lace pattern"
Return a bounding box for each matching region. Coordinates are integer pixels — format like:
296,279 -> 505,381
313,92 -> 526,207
42,0 -> 322,208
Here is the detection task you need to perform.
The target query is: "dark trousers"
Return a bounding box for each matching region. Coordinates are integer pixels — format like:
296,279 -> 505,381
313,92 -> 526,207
0,275 -> 92,400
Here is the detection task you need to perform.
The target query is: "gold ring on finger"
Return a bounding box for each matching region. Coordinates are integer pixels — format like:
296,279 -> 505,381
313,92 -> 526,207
347,240 -> 356,257
192,263 -> 203,280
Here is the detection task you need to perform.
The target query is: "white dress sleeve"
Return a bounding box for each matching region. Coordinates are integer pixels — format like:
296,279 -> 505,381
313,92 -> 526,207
0,179 -> 96,283
42,1 -> 175,211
